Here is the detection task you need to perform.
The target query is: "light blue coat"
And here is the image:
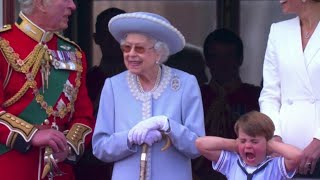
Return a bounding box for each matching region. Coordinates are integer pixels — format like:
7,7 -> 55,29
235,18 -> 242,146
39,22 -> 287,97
92,65 -> 205,180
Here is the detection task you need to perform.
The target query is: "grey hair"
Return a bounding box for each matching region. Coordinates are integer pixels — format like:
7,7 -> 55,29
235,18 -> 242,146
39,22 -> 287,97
153,41 -> 170,64
18,0 -> 34,14
18,0 -> 51,15
119,33 -> 170,64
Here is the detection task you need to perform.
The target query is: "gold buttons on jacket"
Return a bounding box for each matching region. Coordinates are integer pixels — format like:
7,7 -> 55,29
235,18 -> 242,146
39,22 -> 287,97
0,112 -> 37,140
66,123 -> 92,155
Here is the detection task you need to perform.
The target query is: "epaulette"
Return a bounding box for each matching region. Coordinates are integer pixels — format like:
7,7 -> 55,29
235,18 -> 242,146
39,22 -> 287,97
0,24 -> 12,33
55,32 -> 82,51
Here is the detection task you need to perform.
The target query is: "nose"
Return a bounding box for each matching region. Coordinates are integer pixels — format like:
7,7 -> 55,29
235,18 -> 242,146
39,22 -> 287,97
127,47 -> 137,56
245,142 -> 252,148
69,0 -> 77,11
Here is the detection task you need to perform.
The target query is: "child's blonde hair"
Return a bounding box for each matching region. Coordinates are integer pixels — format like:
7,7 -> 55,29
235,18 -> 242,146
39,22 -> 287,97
234,111 -> 275,140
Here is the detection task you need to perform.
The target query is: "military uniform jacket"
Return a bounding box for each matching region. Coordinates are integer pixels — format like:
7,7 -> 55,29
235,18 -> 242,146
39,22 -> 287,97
0,12 -> 94,180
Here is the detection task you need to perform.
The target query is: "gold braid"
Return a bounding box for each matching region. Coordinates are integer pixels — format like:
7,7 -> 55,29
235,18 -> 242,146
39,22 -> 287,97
1,39 -> 47,107
1,37 -> 83,120
0,38 -> 44,73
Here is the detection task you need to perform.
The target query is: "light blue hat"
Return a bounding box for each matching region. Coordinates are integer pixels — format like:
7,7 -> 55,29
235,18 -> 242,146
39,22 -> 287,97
108,12 -> 185,55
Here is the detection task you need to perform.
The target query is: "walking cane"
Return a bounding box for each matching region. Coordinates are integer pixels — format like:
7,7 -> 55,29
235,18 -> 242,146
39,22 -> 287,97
139,134 -> 171,180
139,144 -> 148,180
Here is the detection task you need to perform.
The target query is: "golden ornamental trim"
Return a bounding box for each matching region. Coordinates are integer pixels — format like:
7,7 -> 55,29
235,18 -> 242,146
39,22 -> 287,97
1,37 -> 83,122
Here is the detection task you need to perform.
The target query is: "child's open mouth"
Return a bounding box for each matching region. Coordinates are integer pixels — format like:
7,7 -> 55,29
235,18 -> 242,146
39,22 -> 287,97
245,152 -> 255,161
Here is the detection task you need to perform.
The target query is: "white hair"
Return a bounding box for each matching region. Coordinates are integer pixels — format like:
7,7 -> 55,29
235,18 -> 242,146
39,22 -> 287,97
153,41 -> 169,64
18,0 -> 35,14
18,0 -> 52,15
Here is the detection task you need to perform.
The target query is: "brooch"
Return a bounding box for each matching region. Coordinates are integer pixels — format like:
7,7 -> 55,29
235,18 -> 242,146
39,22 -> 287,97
171,74 -> 180,91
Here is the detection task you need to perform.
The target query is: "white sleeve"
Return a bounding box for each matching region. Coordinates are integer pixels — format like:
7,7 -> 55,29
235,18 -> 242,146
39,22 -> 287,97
259,23 -> 282,137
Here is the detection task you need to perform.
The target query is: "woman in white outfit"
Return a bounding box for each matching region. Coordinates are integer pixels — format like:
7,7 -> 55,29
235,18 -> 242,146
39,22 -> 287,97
259,0 -> 320,177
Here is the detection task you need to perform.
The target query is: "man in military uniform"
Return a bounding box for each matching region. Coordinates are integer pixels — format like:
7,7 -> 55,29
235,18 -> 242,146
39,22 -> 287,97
0,0 -> 95,179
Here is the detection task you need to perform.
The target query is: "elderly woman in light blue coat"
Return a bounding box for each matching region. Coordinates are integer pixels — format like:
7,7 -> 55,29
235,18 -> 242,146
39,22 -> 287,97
92,12 -> 205,180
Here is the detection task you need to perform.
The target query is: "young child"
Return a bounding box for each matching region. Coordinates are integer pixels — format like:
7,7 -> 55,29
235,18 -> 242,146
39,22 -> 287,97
196,111 -> 302,179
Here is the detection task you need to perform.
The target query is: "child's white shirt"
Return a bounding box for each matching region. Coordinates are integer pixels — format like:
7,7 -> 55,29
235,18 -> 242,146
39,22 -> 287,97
212,150 -> 296,180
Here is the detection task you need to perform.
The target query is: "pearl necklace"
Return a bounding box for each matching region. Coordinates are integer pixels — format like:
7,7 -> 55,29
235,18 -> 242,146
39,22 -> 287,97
136,66 -> 161,93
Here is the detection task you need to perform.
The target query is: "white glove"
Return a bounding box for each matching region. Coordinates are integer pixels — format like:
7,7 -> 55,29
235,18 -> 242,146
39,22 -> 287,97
144,130 -> 162,146
128,115 -> 169,145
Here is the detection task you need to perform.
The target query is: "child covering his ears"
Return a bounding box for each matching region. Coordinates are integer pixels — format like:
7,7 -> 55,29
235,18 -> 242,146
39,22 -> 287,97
196,111 -> 302,179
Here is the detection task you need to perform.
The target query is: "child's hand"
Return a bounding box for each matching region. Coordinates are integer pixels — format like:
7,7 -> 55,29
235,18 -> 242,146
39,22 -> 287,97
268,136 -> 283,157
267,139 -> 274,155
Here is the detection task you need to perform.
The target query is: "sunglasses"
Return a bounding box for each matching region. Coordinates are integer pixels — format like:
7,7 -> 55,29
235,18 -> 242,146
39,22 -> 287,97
120,44 -> 154,54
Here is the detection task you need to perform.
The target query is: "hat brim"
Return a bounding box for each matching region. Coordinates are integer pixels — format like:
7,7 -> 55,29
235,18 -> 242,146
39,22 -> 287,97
109,13 -> 185,55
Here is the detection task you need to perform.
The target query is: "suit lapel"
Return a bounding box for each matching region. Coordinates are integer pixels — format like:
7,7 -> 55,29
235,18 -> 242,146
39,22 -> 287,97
286,17 -> 314,94
304,20 -> 320,68
289,18 -> 308,74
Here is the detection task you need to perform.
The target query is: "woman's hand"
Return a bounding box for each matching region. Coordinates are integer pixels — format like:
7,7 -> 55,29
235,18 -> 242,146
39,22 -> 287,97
299,138 -> 320,175
128,116 -> 168,145
143,130 -> 162,146
128,128 -> 163,146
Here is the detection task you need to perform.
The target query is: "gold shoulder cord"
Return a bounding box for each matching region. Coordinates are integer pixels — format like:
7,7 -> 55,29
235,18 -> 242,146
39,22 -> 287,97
1,36 -> 83,121
0,39 -> 43,73
0,38 -> 47,107
0,26 -> 14,90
